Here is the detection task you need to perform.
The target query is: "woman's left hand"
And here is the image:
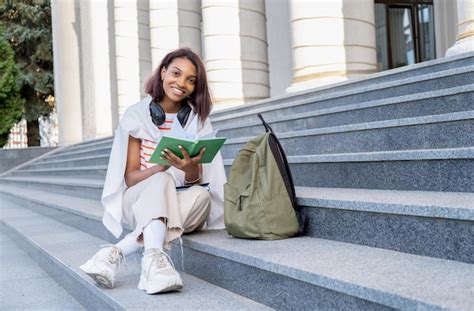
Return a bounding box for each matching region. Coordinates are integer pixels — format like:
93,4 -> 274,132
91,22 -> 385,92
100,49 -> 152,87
161,145 -> 205,177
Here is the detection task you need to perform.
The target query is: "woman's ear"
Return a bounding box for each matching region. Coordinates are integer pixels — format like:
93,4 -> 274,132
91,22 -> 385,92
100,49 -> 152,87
160,67 -> 166,81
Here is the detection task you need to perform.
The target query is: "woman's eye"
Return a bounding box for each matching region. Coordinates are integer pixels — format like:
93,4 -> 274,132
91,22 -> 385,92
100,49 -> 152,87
172,71 -> 179,76
189,79 -> 196,84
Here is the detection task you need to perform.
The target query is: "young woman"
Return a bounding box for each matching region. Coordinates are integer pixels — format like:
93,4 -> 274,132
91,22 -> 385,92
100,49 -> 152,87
80,48 -> 226,294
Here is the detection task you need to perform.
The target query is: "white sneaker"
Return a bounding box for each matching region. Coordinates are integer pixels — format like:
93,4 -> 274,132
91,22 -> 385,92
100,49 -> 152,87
137,248 -> 183,294
79,245 -> 123,288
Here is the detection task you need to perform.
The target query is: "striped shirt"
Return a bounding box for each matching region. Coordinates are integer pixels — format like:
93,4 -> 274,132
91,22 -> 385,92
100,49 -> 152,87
139,113 -> 176,170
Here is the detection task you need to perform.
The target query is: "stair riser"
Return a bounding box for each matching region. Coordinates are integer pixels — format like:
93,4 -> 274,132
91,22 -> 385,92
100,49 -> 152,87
301,206 -> 474,264
65,137 -> 113,150
170,246 -> 391,311
221,119 -> 474,158
27,157 -> 109,170
0,180 -> 102,200
212,56 -> 473,119
0,193 -> 118,244
0,220 -> 120,311
0,193 -> 394,310
59,140 -> 112,154
44,148 -> 111,162
225,159 -> 474,192
215,92 -> 474,137
11,169 -> 107,179
212,69 -> 473,120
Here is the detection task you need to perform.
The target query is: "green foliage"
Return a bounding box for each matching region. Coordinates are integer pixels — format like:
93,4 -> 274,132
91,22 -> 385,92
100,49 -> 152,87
0,26 -> 25,147
0,0 -> 54,122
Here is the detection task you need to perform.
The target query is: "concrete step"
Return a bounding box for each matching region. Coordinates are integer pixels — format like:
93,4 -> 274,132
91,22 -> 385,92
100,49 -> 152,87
10,165 -> 108,179
224,147 -> 474,192
25,154 -> 110,170
65,136 -> 113,150
220,112 -> 474,158
296,187 -> 474,264
2,191 -> 473,310
44,144 -> 112,162
1,184 -> 472,264
0,229 -> 86,310
211,53 -> 474,121
0,202 -> 272,311
0,176 -> 103,200
215,85 -> 474,138
173,230 -> 474,310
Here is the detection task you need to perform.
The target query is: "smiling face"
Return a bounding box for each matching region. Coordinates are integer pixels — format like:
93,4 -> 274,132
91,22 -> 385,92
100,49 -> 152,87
160,57 -> 197,112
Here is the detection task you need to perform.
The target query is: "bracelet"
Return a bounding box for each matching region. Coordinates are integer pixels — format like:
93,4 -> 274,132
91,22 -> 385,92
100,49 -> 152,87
184,174 -> 201,185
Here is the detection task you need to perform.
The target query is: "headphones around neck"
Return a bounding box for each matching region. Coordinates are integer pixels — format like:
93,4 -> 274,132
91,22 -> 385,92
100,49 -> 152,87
149,101 -> 192,127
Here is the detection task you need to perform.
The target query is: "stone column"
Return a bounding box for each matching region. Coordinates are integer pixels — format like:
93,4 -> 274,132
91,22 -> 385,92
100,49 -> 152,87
149,0 -> 202,69
446,0 -> 474,56
288,0 -> 377,92
114,0 -> 143,118
78,0 -> 113,140
51,0 -> 83,144
138,0 -> 152,98
202,0 -> 270,107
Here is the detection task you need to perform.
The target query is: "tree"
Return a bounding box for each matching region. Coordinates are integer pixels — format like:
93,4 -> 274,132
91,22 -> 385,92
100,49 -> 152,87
0,0 -> 54,146
0,27 -> 25,147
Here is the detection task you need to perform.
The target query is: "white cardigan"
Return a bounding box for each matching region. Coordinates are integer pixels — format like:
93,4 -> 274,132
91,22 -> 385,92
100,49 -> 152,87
101,96 -> 227,238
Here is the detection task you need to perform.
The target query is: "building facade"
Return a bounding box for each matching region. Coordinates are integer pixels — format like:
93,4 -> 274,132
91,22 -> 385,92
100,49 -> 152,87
50,0 -> 472,144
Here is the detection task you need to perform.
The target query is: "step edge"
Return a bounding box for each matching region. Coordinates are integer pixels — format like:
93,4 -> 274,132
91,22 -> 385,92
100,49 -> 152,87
211,66 -> 473,122
224,111 -> 474,143
0,220 -> 124,311
214,85 -> 474,128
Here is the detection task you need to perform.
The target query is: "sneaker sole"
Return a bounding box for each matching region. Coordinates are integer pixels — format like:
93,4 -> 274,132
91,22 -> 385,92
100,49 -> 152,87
146,283 -> 183,294
138,277 -> 183,294
83,271 -> 114,289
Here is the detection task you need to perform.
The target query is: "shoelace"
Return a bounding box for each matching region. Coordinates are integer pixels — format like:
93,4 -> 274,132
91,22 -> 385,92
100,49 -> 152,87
145,249 -> 178,278
99,244 -> 124,268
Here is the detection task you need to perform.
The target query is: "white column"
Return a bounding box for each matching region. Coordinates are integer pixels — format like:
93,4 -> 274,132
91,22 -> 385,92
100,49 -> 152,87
149,0 -> 202,68
138,0 -> 152,98
446,0 -> 474,56
114,0 -> 142,119
78,0 -> 113,140
202,0 -> 270,107
51,0 -> 83,145
288,0 -> 377,92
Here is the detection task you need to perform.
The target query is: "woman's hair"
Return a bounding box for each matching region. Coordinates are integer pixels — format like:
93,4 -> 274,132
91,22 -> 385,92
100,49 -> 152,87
144,47 -> 212,121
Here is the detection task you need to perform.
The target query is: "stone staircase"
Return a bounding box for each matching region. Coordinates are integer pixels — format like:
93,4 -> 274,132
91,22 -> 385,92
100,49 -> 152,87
1,52 -> 473,310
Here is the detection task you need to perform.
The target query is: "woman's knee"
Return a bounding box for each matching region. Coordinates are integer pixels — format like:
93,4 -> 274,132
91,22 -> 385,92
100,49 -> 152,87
191,186 -> 211,207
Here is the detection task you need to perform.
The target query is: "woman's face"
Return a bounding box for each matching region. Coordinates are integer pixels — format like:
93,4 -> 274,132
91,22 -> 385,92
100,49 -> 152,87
160,57 -> 197,105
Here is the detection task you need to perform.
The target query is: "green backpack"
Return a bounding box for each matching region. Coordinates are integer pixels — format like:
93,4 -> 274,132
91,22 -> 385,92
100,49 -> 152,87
224,114 -> 304,239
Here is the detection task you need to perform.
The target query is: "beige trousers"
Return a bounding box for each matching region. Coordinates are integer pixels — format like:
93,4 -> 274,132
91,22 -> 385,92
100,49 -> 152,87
122,172 -> 211,249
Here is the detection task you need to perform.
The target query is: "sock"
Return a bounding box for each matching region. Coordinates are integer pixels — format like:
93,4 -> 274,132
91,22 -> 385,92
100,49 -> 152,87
143,219 -> 166,251
115,235 -> 141,257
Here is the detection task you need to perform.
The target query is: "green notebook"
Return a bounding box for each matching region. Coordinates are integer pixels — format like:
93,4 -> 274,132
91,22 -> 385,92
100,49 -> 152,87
149,136 -> 226,165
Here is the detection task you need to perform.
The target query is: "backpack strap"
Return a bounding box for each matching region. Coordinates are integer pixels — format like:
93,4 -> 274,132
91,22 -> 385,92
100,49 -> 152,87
257,113 -> 274,133
257,113 -> 306,235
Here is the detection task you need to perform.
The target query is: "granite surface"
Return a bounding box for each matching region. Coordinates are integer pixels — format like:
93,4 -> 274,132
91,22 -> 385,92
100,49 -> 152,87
302,206 -> 474,263
221,113 -> 474,158
211,52 -> 473,120
289,158 -> 473,192
0,228 -> 86,310
295,187 -> 474,219
176,230 -> 474,310
215,85 -> 474,135
0,202 -> 273,311
29,154 -> 110,169
0,176 -> 103,200
2,191 -> 473,310
212,65 -> 473,125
